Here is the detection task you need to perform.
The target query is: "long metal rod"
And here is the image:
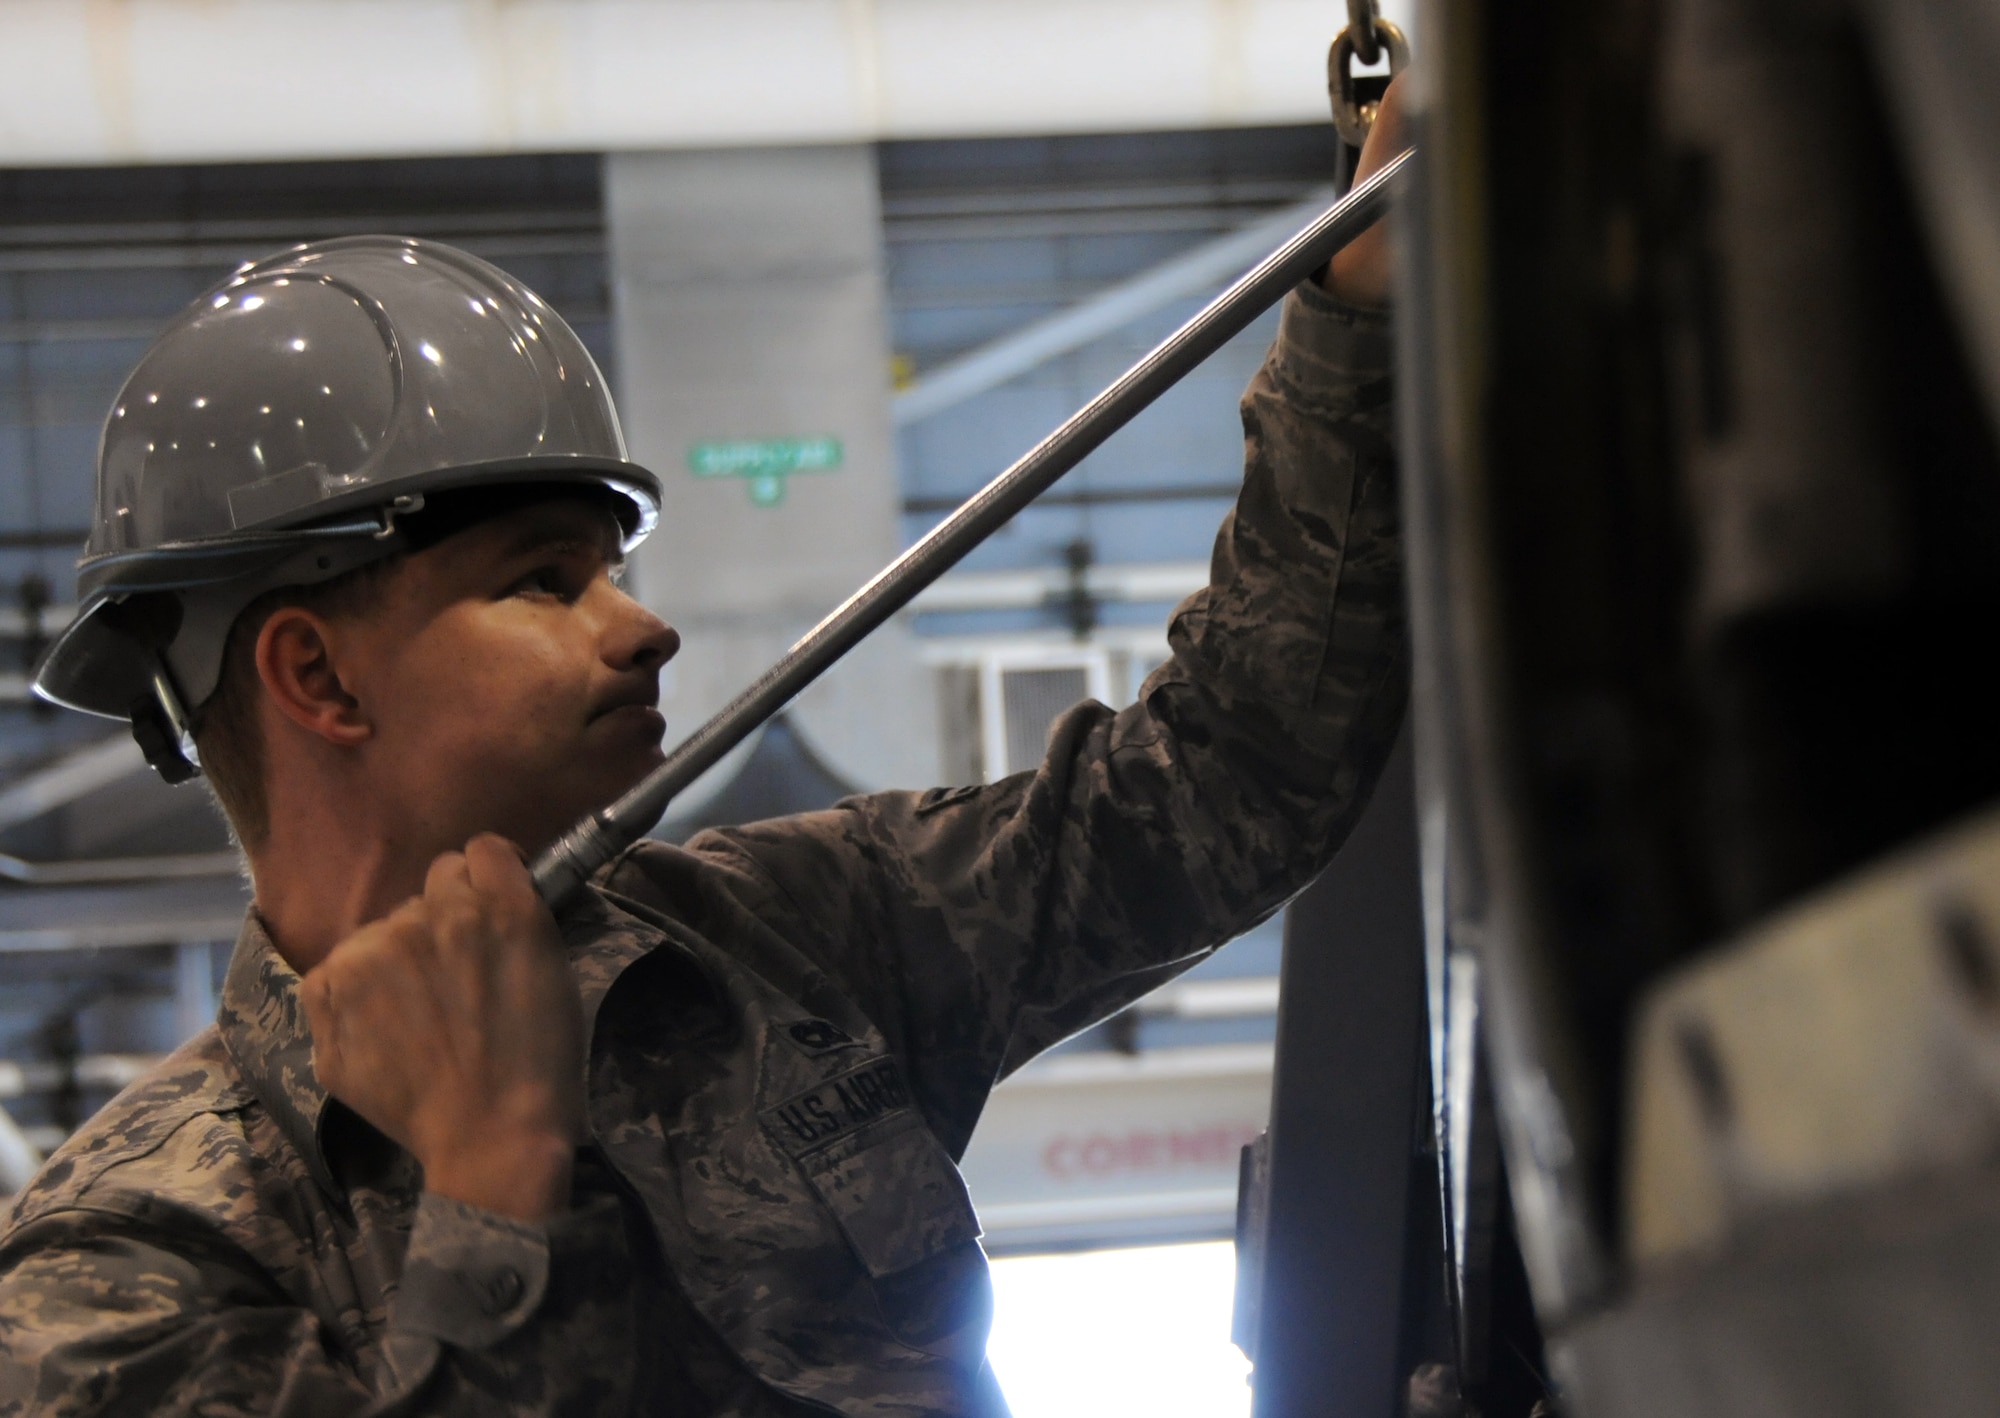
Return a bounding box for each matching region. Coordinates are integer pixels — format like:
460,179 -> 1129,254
532,148 -> 1411,906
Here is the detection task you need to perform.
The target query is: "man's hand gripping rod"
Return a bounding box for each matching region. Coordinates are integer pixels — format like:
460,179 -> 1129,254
532,148 -> 1412,907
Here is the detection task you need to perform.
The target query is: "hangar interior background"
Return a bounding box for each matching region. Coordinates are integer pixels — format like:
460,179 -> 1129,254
0,5 -> 1413,1411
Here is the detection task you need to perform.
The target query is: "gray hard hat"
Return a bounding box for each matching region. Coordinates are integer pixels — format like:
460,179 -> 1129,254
33,234 -> 661,781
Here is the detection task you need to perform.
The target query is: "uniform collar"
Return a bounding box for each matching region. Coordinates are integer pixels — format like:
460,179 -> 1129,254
215,889 -> 668,1205
216,911 -> 343,1202
563,880 -> 669,1038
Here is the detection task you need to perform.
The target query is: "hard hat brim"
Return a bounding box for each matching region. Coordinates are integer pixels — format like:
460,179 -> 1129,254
36,457 -> 661,722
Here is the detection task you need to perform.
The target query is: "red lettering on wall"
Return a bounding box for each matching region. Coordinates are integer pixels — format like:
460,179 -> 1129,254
1040,1123 -> 1263,1180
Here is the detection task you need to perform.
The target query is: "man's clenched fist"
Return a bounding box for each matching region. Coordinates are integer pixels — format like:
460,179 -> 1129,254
303,835 -> 585,1222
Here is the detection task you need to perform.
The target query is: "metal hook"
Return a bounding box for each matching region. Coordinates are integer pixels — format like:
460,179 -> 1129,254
1328,16 -> 1412,148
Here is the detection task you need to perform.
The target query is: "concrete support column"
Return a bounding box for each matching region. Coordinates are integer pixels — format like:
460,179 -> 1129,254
605,145 -> 937,795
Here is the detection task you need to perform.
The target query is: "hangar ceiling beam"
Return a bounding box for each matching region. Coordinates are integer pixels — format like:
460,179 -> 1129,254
0,737 -> 142,833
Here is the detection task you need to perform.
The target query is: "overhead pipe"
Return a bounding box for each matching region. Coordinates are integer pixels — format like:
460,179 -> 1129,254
0,850 -> 239,887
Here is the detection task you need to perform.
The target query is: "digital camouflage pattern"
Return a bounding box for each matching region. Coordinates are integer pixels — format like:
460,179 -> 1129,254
0,281 -> 1406,1417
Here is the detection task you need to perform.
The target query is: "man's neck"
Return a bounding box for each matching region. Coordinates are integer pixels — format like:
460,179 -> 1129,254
250,812 -> 434,974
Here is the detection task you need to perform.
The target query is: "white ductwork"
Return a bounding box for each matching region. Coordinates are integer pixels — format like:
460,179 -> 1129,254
0,0 -> 1412,168
893,191 -> 1334,426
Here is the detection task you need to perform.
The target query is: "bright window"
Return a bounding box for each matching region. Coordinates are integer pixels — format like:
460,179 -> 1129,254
986,1241 -> 1251,1418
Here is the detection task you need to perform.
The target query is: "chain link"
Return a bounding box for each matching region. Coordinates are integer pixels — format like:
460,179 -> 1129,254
1346,0 -> 1382,67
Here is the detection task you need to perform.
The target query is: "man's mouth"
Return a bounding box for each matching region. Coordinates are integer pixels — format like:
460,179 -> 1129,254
590,687 -> 664,726
595,701 -> 669,751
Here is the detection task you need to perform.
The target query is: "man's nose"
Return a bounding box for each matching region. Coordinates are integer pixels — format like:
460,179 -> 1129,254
601,585 -> 680,671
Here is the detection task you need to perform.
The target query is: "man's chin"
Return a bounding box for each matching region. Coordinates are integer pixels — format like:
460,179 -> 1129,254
500,744 -> 664,859
570,741 -> 667,815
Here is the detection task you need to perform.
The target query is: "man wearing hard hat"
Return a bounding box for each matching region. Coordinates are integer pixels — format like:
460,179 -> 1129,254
0,99 -> 1409,1417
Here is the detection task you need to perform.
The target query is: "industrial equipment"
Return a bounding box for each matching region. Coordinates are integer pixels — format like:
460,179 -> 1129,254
1388,0 -> 2000,1412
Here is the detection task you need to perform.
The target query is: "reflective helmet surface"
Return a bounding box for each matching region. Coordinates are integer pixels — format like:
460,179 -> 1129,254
89,234 -> 648,568
37,235 -> 660,733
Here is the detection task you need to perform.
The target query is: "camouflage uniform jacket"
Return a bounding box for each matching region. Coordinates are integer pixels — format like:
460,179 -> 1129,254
0,281 -> 1406,1417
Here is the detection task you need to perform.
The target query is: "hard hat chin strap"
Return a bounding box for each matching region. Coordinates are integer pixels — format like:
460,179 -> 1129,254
130,661 -> 200,785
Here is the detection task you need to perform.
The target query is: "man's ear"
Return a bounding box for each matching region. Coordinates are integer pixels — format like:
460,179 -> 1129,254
255,607 -> 371,748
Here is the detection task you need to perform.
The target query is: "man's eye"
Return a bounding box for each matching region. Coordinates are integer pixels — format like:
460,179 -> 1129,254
510,567 -> 571,599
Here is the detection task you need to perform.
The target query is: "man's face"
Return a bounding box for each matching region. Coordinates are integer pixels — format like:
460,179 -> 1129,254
332,496 -> 679,856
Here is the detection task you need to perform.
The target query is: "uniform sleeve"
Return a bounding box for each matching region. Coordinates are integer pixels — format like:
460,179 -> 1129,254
0,1193 -> 634,1417
663,281 -> 1407,1153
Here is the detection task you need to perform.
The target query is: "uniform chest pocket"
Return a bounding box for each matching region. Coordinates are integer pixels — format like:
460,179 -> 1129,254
762,1058 -> 981,1278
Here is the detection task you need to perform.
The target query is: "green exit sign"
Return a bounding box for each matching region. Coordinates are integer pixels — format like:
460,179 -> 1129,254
687,436 -> 844,506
